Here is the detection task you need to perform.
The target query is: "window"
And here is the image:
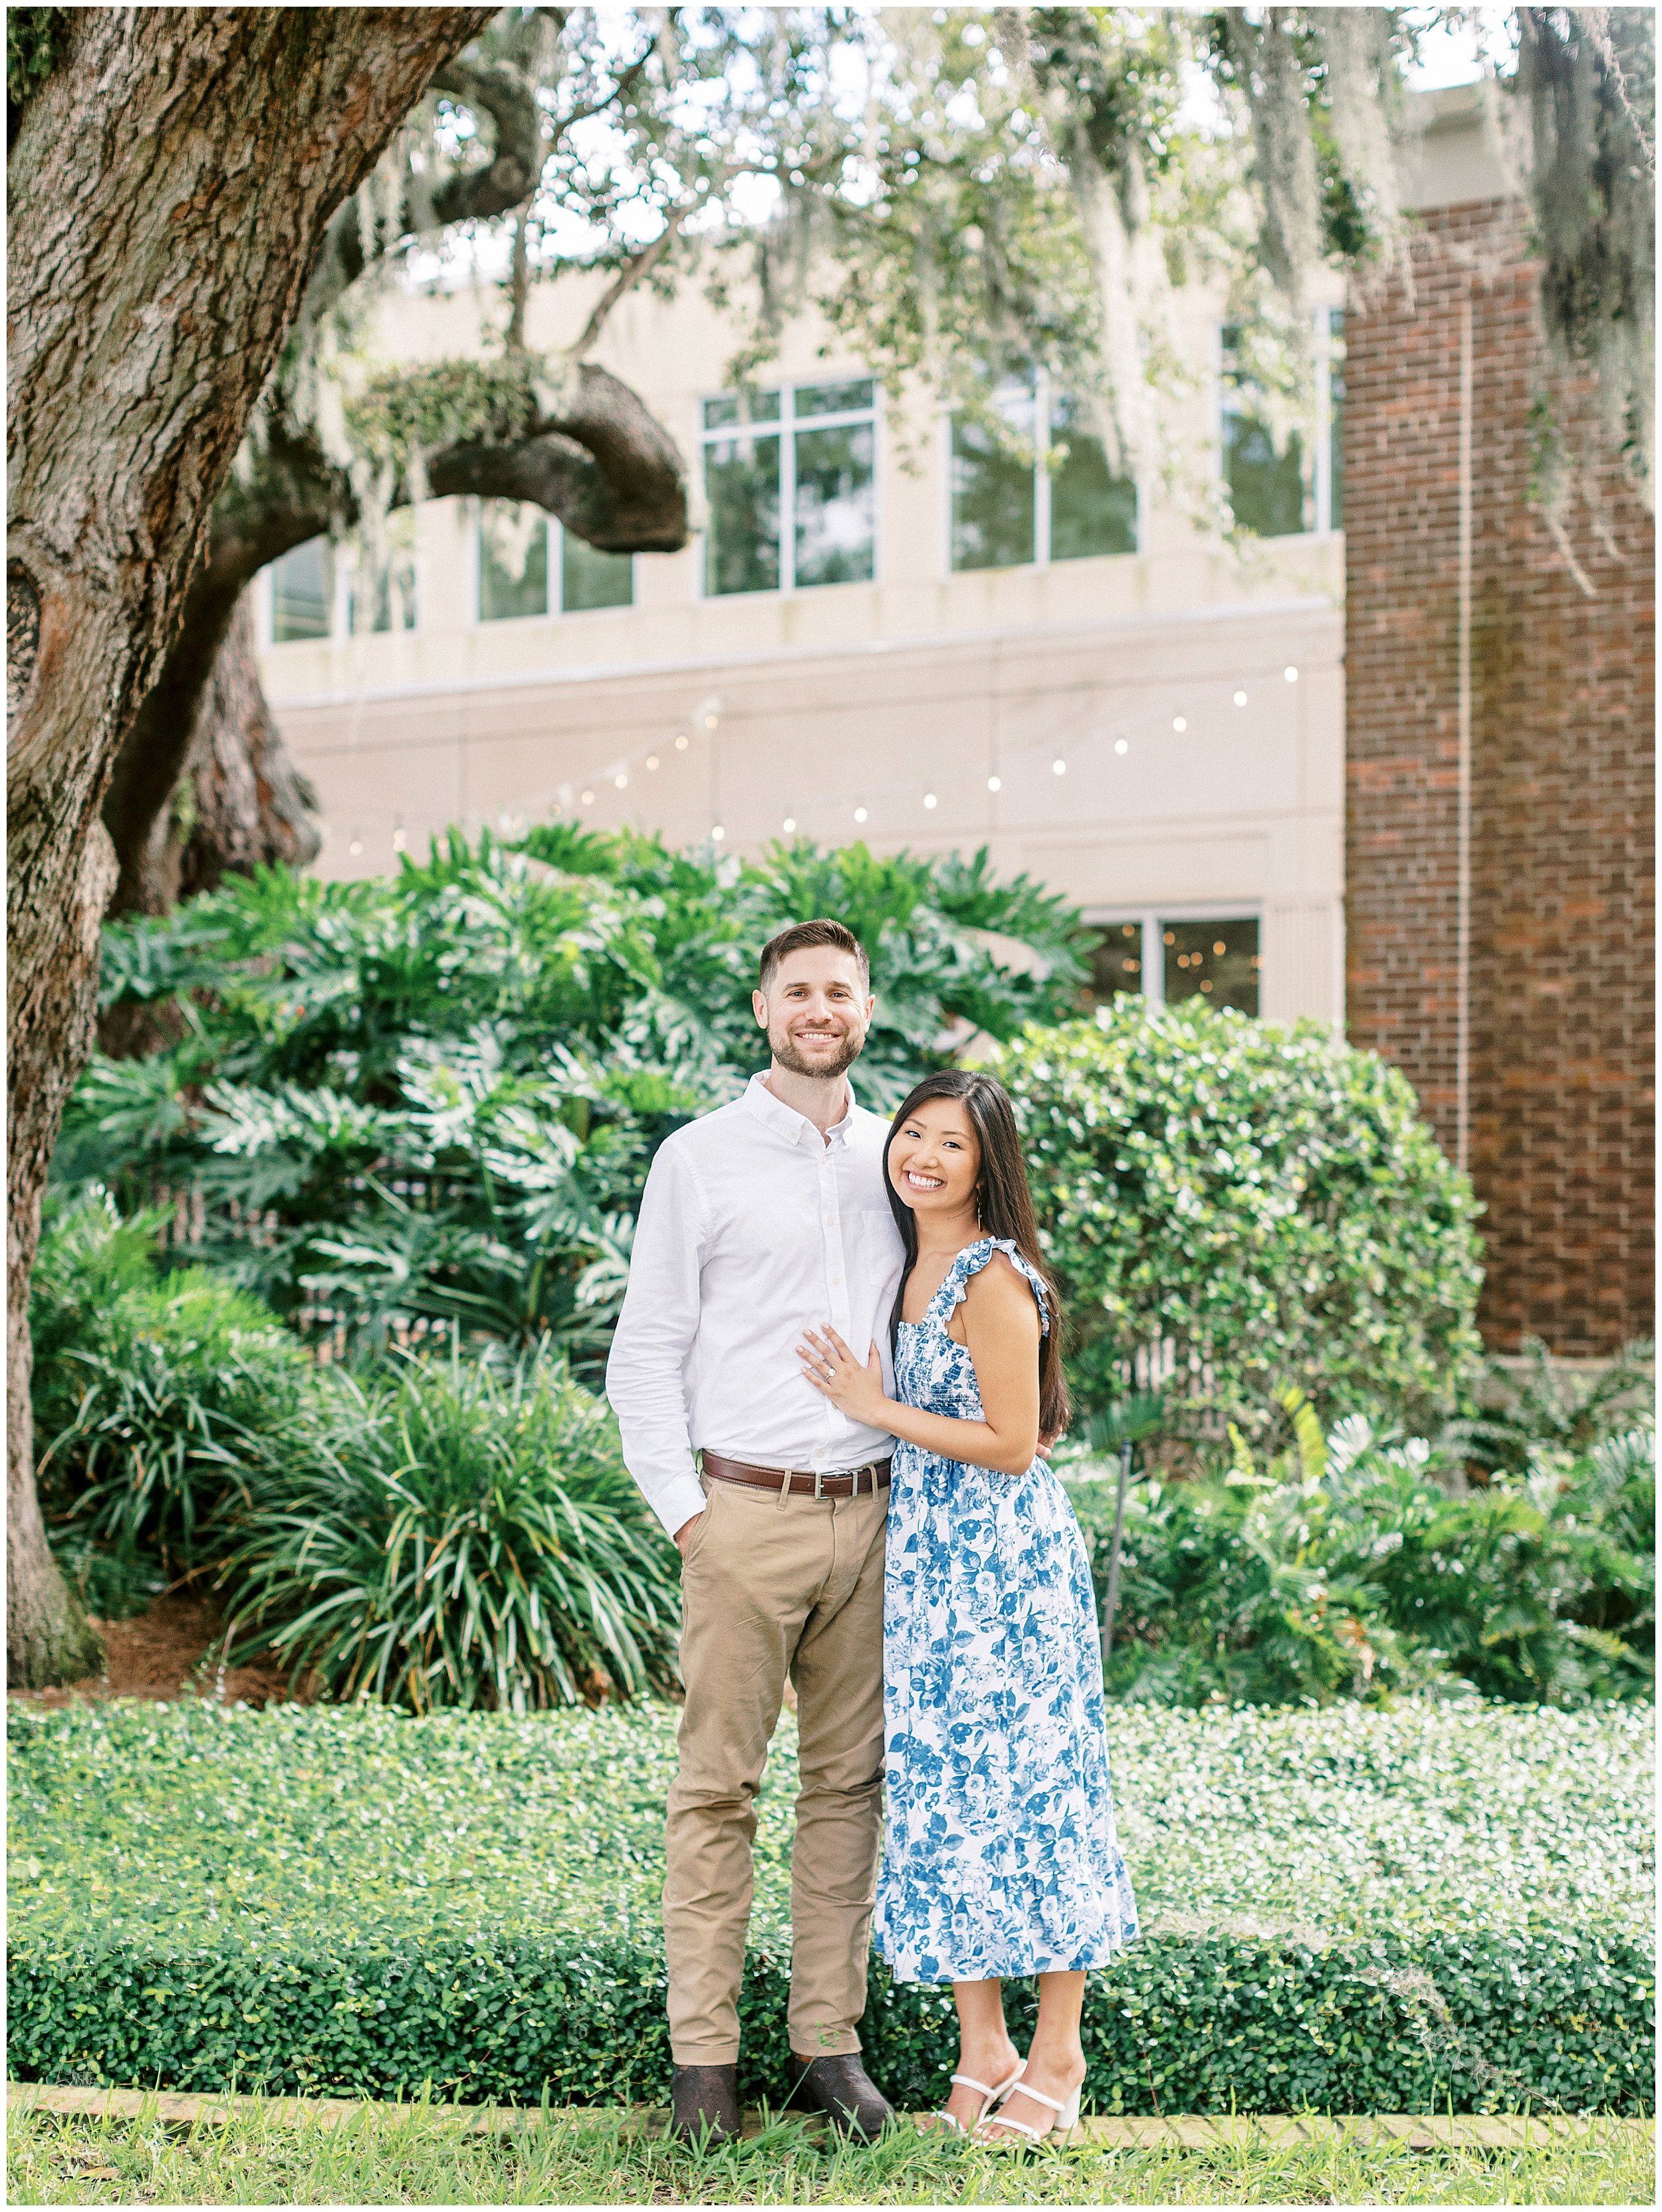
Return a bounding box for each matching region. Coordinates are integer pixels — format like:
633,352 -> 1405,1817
1084,912 -> 1261,1017
346,512 -> 419,634
700,379 -> 876,597
1220,309 -> 1345,539
269,537 -> 333,642
477,499 -> 634,620
951,371 -> 1137,573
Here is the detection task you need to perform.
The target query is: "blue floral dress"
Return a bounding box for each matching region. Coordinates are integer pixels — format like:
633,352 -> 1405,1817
873,1238 -> 1139,1984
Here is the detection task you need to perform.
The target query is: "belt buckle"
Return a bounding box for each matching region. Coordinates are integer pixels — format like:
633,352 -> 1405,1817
812,1468 -> 827,1501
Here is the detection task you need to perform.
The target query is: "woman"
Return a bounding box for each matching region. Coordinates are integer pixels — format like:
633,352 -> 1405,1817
797,1068 -> 1137,2147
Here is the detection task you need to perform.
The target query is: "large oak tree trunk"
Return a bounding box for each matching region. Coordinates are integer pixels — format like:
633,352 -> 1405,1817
6,5 -> 493,1687
101,370 -> 690,918
102,592 -> 322,922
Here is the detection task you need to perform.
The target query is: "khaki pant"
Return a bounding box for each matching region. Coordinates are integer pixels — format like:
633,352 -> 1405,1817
664,1470 -> 888,2064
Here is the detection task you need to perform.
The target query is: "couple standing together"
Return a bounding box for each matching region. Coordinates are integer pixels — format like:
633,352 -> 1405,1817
607,918 -> 1138,2147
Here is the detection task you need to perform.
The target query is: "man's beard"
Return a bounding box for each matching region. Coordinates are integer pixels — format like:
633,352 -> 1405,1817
770,1021 -> 866,1080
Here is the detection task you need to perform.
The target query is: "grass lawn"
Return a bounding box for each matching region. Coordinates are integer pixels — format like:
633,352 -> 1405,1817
5,2100 -> 1655,2207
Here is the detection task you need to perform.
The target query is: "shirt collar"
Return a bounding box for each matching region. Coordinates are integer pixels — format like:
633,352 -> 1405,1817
743,1070 -> 858,1149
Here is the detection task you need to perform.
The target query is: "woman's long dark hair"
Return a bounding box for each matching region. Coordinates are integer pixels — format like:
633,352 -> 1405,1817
884,1069 -> 1070,1439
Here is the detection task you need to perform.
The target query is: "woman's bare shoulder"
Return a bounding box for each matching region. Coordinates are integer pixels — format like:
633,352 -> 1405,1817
961,1247 -> 1041,1324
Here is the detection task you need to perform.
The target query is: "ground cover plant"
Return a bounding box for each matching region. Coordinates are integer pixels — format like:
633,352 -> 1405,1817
9,1697 -> 1651,2116
55,832 -> 1084,1367
1065,1396 -> 1655,1708
6,2099 -> 1653,2207
1004,1006 -> 1485,1435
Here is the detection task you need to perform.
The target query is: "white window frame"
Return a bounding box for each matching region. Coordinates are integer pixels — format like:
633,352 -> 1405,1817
1084,902 -> 1264,1011
943,366 -> 1141,577
695,376 -> 882,601
1218,306 -> 1345,542
264,535 -> 340,648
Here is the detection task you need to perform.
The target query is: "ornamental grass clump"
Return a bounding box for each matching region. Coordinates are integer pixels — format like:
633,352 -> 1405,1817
1003,1001 -> 1484,1438
223,1344 -> 679,1712
31,1187 -> 317,1578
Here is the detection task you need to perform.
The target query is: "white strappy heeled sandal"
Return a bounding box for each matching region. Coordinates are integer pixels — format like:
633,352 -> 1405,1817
971,2076 -> 1083,2148
930,2060 -> 1024,2136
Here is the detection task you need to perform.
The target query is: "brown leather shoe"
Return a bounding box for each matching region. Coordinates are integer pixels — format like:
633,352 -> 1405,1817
670,2063 -> 741,2144
785,2052 -> 895,2140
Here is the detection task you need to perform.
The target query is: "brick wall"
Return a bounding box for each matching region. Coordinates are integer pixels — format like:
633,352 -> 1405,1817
1345,198 -> 1655,1356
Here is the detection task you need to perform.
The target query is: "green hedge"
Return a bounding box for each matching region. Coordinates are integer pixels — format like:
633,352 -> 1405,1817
9,1700 -> 1652,2114
1002,1005 -> 1485,1435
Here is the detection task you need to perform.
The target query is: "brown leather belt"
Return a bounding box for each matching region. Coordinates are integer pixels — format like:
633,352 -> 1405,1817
700,1449 -> 891,1499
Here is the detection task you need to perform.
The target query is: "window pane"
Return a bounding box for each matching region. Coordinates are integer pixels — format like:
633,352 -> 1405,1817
478,501 -> 549,621
1328,308 -> 1345,531
1223,409 -> 1308,537
560,531 -> 634,612
793,421 -> 876,586
346,514 -> 417,635
795,378 -> 874,418
703,390 -> 781,431
704,432 -> 781,596
1049,395 -> 1137,560
271,537 -> 332,642
951,396 -> 1036,572
1163,918 -> 1260,1016
1081,922 -> 1146,1008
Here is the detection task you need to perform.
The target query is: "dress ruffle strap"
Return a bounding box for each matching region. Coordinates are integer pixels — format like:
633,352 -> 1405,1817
935,1236 -> 1050,1337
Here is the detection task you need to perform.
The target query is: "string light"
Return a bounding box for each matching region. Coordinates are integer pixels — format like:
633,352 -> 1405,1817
348,837 -> 364,858
614,771 -> 628,789
1233,690 -> 1248,706
923,792 -> 937,809
711,824 -> 726,842
782,815 -> 796,833
1052,758 -> 1066,776
1284,666 -> 1299,682
1114,739 -> 1129,755
854,806 -> 868,823
1172,716 -> 1187,733
581,789 -> 594,805
392,827 -> 406,852
674,734 -> 689,751
646,754 -> 660,771
987,774 -> 1001,793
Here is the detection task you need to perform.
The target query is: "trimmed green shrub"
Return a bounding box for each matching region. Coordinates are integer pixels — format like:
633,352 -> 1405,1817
56,834 -> 1084,1365
1068,1412 -> 1655,1709
8,1699 -> 1651,2113
223,1345 -> 681,1710
1002,1004 -> 1485,1435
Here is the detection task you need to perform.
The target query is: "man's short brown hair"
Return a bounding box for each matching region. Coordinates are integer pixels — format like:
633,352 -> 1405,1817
757,918 -> 870,994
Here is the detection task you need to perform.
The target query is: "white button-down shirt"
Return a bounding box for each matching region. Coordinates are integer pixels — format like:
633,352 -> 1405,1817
606,1072 -> 905,1538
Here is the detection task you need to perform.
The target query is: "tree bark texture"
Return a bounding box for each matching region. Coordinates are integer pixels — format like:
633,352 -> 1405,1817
6,5 -> 494,1686
102,367 -> 689,915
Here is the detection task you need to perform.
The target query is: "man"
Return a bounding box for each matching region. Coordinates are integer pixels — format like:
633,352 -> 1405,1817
606,918 -> 904,2144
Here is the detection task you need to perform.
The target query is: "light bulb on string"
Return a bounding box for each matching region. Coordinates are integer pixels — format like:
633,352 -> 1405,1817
1284,666 -> 1298,682
614,772 -> 628,790
646,755 -> 659,771
854,806 -> 868,824
987,775 -> 1001,793
923,793 -> 937,810
674,734 -> 689,752
711,824 -> 726,842
1172,716 -> 1187,733
348,837 -> 364,858
1114,739 -> 1129,755
1052,758 -> 1066,777
1233,690 -> 1248,706
782,816 -> 796,834
581,789 -> 595,806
